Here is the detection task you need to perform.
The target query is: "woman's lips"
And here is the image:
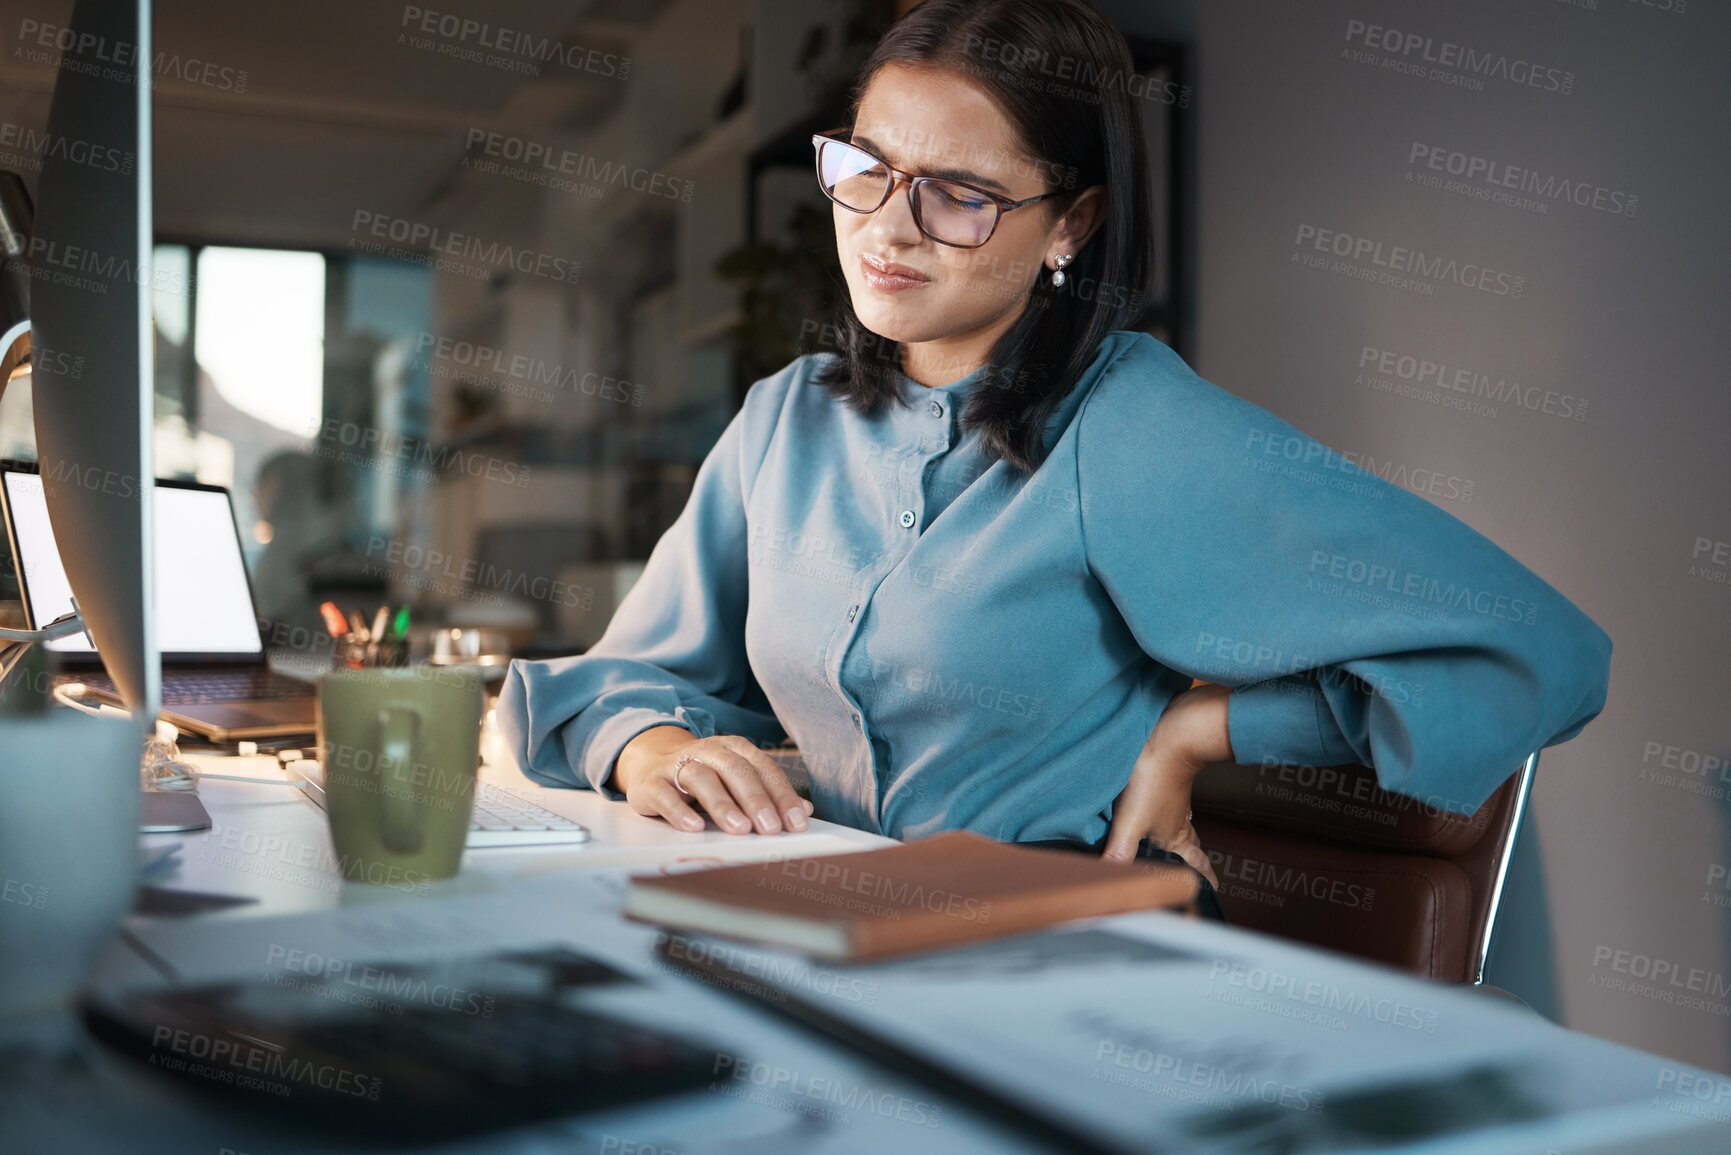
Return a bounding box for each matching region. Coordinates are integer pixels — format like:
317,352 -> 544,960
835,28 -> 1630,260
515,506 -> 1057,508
859,254 -> 930,292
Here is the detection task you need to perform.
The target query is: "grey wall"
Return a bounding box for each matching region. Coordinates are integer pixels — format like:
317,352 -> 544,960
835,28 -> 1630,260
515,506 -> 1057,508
1104,0 -> 1730,1070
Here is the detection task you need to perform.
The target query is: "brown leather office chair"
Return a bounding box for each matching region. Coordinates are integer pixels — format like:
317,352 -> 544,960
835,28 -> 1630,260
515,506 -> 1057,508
1190,752 -> 1537,985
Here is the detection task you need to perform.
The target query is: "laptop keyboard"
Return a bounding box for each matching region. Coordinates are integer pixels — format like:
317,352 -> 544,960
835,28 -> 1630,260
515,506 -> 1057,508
78,668 -> 318,705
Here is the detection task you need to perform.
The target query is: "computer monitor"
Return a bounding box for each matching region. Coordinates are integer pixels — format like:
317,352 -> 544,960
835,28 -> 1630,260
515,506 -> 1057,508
26,0 -> 157,724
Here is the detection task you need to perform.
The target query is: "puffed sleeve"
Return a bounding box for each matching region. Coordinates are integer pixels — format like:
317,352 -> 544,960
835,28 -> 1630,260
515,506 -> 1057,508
494,370 -> 793,796
1075,337 -> 1612,815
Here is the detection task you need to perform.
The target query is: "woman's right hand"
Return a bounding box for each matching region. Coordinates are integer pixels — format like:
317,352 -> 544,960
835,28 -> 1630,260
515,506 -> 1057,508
612,726 -> 812,836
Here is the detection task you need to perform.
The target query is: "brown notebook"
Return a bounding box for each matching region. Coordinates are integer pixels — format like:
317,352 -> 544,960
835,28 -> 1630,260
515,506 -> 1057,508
625,831 -> 1199,961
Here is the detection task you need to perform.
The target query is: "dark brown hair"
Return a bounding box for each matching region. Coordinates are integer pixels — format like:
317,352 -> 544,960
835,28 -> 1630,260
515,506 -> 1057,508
815,0 -> 1154,472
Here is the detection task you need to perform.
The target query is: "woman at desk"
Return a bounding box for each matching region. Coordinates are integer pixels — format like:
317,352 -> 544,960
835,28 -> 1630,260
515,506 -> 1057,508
497,0 -> 1611,898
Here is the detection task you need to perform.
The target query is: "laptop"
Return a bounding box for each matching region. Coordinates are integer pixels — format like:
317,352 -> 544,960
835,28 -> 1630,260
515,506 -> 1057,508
1,464 -> 317,741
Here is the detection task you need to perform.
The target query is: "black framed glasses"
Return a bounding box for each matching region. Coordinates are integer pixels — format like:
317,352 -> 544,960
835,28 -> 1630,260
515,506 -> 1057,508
812,132 -> 1060,249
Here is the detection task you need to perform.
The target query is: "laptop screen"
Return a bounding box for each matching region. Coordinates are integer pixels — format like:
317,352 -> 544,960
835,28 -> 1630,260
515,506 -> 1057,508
3,470 -> 264,657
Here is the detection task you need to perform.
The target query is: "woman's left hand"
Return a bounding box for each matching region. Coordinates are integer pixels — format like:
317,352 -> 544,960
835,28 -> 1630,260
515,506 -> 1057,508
1103,683 -> 1235,888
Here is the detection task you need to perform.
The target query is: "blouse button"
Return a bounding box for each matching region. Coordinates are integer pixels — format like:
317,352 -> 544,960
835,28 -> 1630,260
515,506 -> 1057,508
928,400 -> 943,418
898,509 -> 916,528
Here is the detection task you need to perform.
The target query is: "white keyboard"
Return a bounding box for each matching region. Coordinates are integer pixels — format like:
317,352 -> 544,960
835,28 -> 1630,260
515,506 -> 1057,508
467,781 -> 590,848
290,763 -> 589,849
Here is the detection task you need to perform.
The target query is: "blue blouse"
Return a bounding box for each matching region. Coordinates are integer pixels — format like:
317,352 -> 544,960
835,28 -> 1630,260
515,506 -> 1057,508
497,331 -> 1612,842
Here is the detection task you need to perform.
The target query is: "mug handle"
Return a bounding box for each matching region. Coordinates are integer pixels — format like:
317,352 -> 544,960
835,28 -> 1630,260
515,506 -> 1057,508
377,702 -> 424,855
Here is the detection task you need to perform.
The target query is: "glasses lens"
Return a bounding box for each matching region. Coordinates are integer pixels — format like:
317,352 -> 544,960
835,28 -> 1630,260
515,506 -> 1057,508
818,140 -> 890,212
913,179 -> 999,247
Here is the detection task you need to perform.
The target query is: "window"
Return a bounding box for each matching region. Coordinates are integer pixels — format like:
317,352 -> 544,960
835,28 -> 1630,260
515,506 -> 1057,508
147,243 -> 430,645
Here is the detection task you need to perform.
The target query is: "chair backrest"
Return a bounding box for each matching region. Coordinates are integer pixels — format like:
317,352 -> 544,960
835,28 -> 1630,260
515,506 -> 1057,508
1190,753 -> 1537,984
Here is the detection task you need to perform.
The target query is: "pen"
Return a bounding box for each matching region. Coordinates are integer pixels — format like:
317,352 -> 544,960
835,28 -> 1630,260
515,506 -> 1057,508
371,605 -> 389,641
348,610 -> 368,641
319,601 -> 349,637
390,605 -> 410,641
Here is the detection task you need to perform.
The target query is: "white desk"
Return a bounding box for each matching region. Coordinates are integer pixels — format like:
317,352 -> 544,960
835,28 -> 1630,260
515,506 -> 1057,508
12,742 -> 1731,1155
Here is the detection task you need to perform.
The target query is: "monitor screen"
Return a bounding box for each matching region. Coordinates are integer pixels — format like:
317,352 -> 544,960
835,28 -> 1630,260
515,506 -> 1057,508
4,471 -> 263,657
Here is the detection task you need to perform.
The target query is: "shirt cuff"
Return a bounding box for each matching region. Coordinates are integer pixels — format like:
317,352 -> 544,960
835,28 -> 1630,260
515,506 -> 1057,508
1226,677 -> 1360,769
583,709 -> 700,799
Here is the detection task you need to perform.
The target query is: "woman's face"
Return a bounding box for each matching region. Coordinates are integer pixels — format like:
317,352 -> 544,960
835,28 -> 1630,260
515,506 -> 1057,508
834,62 -> 1087,376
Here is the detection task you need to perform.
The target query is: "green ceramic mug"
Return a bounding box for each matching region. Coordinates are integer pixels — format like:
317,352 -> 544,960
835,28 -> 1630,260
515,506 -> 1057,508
318,666 -> 484,884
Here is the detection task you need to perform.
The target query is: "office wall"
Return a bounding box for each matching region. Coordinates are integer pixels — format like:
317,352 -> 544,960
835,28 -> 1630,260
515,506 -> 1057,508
1100,0 -> 1730,1070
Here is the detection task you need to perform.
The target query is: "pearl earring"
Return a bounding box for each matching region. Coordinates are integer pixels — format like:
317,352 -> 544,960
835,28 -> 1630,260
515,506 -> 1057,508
1050,254 -> 1072,287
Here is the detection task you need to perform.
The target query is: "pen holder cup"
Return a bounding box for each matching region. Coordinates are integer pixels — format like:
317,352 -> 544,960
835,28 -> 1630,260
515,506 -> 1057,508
333,637 -> 410,670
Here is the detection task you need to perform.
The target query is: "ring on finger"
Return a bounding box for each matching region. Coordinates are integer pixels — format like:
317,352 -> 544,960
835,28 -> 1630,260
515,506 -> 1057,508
673,753 -> 703,797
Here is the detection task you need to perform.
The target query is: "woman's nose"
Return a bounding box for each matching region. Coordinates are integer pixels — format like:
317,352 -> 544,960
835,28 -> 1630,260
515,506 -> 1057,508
868,176 -> 924,247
